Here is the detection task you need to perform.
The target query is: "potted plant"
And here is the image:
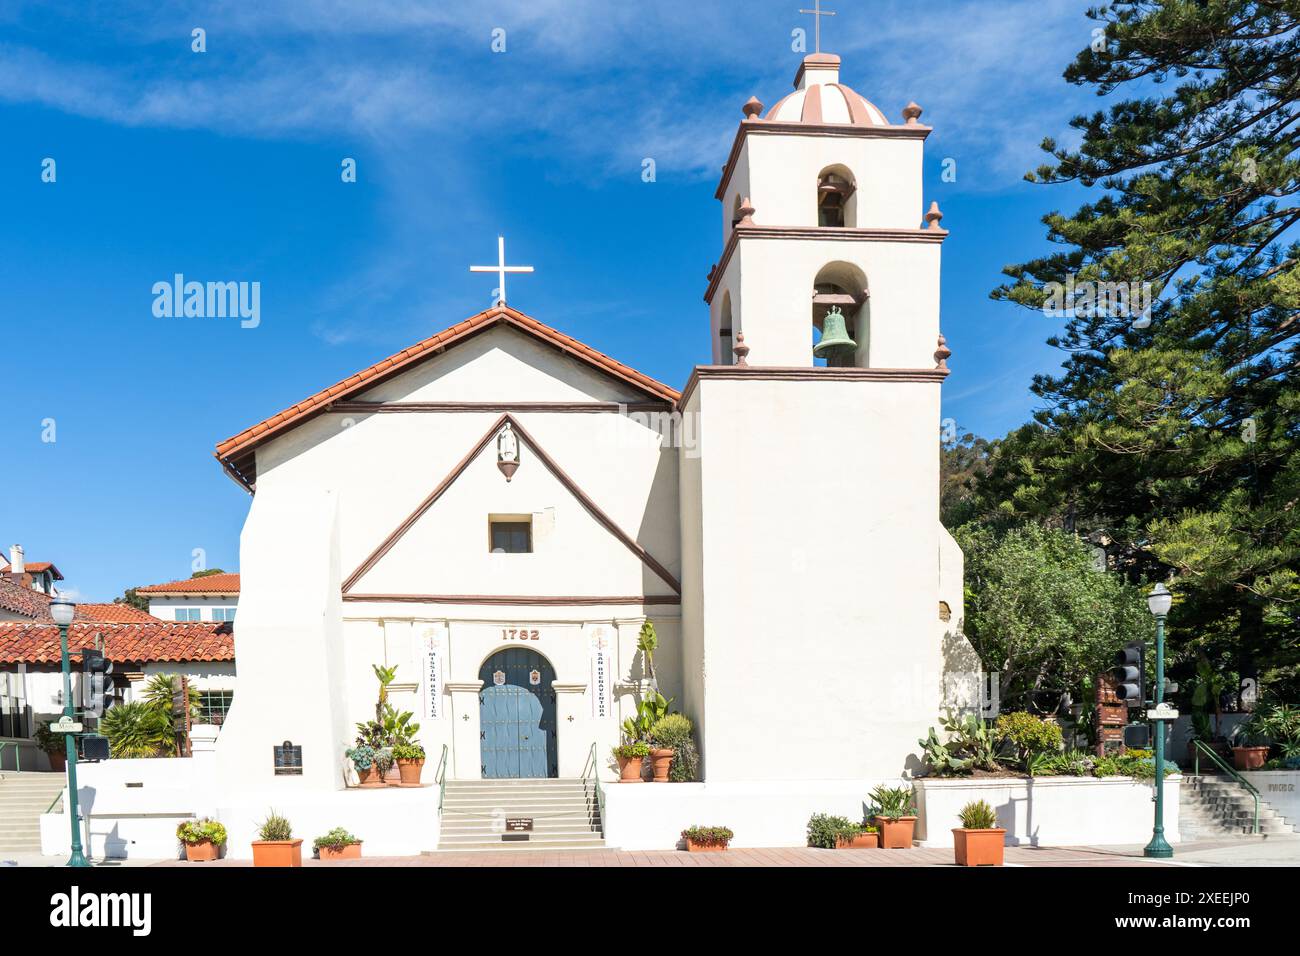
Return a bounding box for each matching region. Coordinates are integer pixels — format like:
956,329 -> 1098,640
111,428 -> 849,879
612,741 -> 650,782
1230,721 -> 1271,771
393,741 -> 426,786
313,827 -> 362,861
34,721 -> 67,772
648,713 -> 700,782
346,744 -> 386,787
681,825 -> 733,852
952,799 -> 1006,866
176,818 -> 227,862
1254,703 -> 1300,767
870,784 -> 917,849
251,810 -> 302,867
806,813 -> 878,849
383,704 -> 423,785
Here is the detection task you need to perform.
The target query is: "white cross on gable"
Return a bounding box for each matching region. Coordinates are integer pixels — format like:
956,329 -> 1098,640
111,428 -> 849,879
469,235 -> 535,306
798,0 -> 836,53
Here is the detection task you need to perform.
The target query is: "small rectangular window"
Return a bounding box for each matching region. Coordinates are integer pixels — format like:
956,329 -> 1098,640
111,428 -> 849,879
175,608 -> 202,622
490,519 -> 532,554
196,690 -> 234,725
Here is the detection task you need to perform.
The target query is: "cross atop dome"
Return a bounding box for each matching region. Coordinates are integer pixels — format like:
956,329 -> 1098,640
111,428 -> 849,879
798,0 -> 836,54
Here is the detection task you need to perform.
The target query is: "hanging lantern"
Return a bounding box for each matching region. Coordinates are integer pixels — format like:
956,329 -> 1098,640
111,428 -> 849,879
496,423 -> 520,481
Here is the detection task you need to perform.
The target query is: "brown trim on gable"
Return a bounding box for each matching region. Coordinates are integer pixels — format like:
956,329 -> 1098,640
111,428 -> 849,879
331,401 -> 671,415
343,594 -> 680,607
704,224 -> 946,304
341,413 -> 681,596
677,365 -> 949,410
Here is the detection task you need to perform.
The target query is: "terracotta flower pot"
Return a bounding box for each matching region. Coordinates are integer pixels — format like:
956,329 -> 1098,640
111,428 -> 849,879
319,842 -> 362,861
48,753 -> 66,772
384,764 -> 402,786
397,758 -> 425,786
1232,746 -> 1269,771
251,839 -> 303,868
875,816 -> 917,849
686,838 -> 728,852
836,832 -> 880,849
617,755 -> 645,782
183,839 -> 220,862
356,764 -> 385,788
952,828 -> 1006,866
649,748 -> 673,782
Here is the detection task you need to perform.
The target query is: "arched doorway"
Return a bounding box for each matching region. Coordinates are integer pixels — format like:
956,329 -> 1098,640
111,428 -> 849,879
478,648 -> 558,778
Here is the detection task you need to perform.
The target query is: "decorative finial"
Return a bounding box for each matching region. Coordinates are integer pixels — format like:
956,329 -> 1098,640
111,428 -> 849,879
737,197 -> 756,226
742,96 -> 764,120
902,102 -> 923,125
934,333 -> 951,370
924,201 -> 944,230
733,331 -> 750,366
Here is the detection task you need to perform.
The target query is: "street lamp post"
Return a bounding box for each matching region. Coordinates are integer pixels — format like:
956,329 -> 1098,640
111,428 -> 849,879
49,596 -> 89,868
1143,582 -> 1173,859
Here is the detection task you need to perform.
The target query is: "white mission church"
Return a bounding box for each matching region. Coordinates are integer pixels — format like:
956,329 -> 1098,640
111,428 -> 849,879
74,46 -> 976,853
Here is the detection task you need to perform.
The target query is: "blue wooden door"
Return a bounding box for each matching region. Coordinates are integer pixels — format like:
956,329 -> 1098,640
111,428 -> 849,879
479,649 -> 557,778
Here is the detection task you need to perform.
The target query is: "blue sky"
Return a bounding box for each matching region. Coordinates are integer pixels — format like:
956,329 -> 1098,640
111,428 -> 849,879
0,0 -> 1106,600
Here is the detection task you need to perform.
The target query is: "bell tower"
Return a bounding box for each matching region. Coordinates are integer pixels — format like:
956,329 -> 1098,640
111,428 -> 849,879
677,49 -> 963,788
705,52 -> 947,369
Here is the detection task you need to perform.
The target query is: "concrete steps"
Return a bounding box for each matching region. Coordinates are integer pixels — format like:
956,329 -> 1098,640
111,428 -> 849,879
0,771 -> 65,855
1180,774 -> 1297,840
436,778 -> 604,851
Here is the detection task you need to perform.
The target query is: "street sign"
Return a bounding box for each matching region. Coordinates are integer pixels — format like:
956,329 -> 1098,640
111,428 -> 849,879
49,717 -> 83,734
1149,703 -> 1179,721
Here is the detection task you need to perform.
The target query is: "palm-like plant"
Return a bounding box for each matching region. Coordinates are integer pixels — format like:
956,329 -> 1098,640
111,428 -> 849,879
372,665 -> 398,721
99,701 -> 176,758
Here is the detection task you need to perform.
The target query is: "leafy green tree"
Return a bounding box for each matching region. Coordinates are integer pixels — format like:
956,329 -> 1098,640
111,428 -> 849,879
986,0 -> 1300,700
957,524 -> 1150,710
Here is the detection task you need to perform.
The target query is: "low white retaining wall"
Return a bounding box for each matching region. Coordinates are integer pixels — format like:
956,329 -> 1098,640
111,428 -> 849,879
914,775 -> 1180,848
603,779 -> 903,850
1240,770 -> 1300,830
41,755 -> 442,860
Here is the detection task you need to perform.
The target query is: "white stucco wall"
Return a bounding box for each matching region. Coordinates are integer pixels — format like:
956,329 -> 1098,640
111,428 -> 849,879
145,595 -> 238,622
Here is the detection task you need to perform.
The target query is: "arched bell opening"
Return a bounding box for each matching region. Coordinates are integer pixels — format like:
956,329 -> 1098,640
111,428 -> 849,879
811,261 -> 869,368
718,290 -> 735,365
817,164 -> 857,228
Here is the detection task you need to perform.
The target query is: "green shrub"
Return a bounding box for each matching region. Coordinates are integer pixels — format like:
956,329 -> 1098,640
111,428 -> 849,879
176,818 -> 227,846
648,713 -> 699,782
312,827 -> 360,852
392,741 -> 426,761
957,800 -> 998,830
99,701 -> 177,758
613,741 -> 650,759
34,722 -> 66,757
257,810 -> 293,842
918,712 -> 1001,775
681,825 -> 733,847
806,813 -> 866,849
995,712 -> 1064,763
869,784 -> 916,819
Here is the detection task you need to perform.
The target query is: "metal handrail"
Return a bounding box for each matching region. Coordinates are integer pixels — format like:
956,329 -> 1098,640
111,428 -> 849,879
435,744 -> 449,813
581,741 -> 606,828
1192,739 -> 1260,834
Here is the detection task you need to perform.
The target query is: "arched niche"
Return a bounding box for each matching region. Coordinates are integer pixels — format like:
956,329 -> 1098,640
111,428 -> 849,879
718,290 -> 734,365
811,261 -> 869,368
816,164 -> 858,228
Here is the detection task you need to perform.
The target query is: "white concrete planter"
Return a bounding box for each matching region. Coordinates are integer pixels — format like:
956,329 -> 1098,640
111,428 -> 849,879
914,775 -> 1180,848
1240,770 -> 1300,830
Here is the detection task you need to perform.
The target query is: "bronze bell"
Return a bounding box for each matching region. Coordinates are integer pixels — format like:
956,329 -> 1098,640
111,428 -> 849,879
813,306 -> 857,361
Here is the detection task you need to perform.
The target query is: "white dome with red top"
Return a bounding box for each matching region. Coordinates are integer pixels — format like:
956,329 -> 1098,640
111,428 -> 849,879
764,53 -> 890,126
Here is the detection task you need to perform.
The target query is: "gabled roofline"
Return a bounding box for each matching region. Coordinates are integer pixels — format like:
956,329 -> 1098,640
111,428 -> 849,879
214,305 -> 680,492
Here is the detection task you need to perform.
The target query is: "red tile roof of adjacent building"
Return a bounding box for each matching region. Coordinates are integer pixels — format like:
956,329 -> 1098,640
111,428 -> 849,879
214,305 -> 680,491
136,573 -> 241,594
0,578 -> 51,619
0,621 -> 234,665
75,603 -> 164,623
1,561 -> 63,579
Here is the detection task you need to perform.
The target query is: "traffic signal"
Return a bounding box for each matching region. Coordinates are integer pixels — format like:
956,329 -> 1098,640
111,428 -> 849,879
81,647 -> 112,715
81,735 -> 110,761
1112,641 -> 1145,706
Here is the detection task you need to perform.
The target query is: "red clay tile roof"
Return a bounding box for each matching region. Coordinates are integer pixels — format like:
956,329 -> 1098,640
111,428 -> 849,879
214,305 -> 680,491
136,573 -> 241,594
1,561 -> 63,579
0,578 -> 50,619
75,603 -> 164,623
0,621 -> 234,665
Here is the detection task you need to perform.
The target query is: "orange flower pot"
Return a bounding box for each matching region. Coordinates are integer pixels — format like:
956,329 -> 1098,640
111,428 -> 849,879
251,839 -> 303,867
686,839 -> 728,852
319,842 -> 362,861
836,832 -> 880,849
397,758 -> 425,786
649,749 -> 673,782
617,755 -> 645,782
182,840 -> 220,862
356,764 -> 385,788
875,816 -> 917,849
1232,746 -> 1269,771
952,828 -> 1006,866
48,753 -> 67,772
